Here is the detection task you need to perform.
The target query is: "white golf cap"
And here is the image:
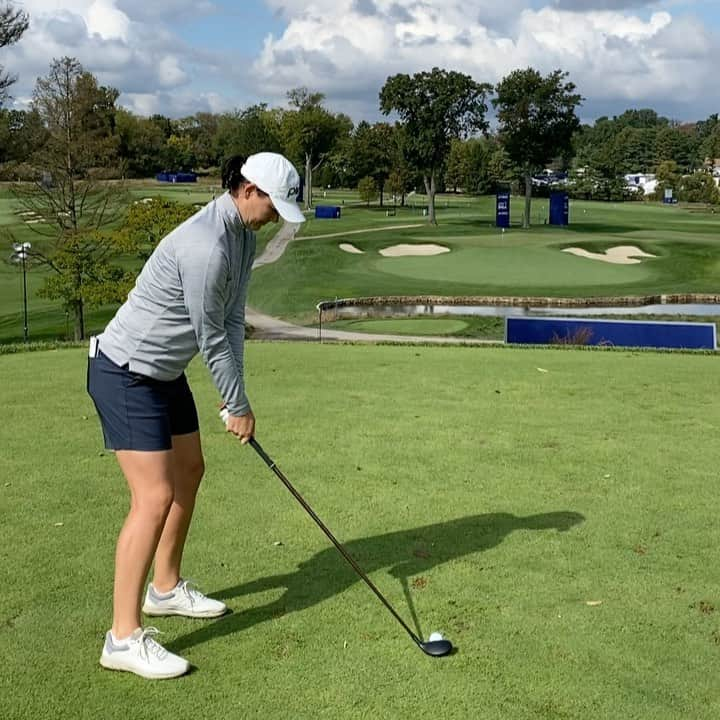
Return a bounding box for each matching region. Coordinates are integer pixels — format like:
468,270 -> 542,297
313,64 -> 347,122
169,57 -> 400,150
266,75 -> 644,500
241,152 -> 305,224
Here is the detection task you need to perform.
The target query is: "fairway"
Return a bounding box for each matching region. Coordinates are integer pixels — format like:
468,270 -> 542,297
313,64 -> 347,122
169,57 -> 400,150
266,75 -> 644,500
2,343 -> 720,719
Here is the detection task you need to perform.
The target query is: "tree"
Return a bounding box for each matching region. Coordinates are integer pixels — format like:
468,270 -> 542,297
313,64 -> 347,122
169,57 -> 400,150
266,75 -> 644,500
493,68 -> 582,228
0,3 -> 29,105
700,122 -> 720,166
614,127 -> 655,173
348,121 -> 396,205
281,88 -> 351,210
0,108 -> 47,175
115,108 -> 167,177
213,104 -> 283,164
386,168 -> 406,209
357,176 -> 378,206
14,57 -> 129,340
615,108 -> 667,130
445,139 -> 467,193
654,126 -> 692,171
175,112 -> 220,169
162,133 -> 195,171
652,160 -> 680,202
380,67 -> 491,224
318,135 -> 353,188
123,197 -> 197,259
487,144 -> 514,192
445,137 -> 498,195
679,172 -> 720,205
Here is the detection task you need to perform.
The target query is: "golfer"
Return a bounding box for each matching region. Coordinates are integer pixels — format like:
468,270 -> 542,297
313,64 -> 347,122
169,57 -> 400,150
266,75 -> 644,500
87,152 -> 305,679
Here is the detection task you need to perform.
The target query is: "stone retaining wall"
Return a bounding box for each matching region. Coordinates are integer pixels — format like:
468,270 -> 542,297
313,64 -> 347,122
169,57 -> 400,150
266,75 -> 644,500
317,293 -> 720,313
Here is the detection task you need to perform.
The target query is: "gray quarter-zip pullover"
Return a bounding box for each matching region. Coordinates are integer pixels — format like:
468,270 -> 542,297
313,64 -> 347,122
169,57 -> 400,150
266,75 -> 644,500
99,191 -> 256,415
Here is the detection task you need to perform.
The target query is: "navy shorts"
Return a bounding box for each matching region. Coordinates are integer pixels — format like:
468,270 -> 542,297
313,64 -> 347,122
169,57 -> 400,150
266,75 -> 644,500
87,349 -> 199,451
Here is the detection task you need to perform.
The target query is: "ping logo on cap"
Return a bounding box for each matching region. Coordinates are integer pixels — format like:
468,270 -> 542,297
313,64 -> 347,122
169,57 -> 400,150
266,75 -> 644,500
286,186 -> 299,199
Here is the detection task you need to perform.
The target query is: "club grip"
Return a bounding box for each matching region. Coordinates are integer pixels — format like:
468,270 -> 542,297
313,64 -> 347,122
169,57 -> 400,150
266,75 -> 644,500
249,437 -> 273,467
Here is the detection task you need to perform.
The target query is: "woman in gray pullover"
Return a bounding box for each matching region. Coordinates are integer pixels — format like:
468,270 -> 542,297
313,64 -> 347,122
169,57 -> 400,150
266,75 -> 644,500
87,152 -> 305,679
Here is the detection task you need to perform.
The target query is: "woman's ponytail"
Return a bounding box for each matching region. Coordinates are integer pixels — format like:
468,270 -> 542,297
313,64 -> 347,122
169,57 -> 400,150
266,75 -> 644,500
221,155 -> 248,191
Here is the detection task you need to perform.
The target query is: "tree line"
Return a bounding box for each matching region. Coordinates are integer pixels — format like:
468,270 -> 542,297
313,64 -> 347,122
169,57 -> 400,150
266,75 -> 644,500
2,58 -> 718,208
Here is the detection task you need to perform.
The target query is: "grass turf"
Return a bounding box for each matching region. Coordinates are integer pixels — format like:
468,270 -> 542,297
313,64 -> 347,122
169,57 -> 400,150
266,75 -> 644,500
2,342 -> 720,719
323,317 -> 474,336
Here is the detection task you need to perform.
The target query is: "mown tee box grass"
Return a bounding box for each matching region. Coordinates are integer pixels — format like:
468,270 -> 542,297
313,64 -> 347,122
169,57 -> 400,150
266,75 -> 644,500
2,343 -> 720,719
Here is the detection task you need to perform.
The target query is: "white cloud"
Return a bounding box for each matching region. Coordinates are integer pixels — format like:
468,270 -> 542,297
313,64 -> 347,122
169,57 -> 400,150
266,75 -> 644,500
156,56 -> 187,87
3,0 -> 197,113
86,0 -> 131,41
0,0 -> 717,121
123,90 -> 231,117
251,2 -> 719,121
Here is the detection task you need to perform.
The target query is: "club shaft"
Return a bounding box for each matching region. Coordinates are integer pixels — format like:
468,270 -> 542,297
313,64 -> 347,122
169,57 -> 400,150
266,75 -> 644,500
400,575 -> 423,639
249,437 -> 421,645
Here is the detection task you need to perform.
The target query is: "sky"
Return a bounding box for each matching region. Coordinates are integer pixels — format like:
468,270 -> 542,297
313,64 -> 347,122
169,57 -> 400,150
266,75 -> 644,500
1,0 -> 718,125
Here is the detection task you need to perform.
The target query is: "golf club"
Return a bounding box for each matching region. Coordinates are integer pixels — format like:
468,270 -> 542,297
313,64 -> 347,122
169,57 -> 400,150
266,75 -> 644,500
247,436 -> 453,658
400,575 -> 423,640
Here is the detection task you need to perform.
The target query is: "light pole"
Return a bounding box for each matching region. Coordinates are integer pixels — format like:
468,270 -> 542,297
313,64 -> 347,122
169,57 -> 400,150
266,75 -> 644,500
10,241 -> 31,343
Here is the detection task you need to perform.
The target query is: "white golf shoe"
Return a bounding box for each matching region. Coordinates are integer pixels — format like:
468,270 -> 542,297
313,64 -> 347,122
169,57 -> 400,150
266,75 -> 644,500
99,627 -> 190,679
143,579 -> 227,618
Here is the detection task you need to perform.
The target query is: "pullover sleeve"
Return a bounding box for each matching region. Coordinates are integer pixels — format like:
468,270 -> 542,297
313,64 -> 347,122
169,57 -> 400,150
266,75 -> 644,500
177,238 -> 251,415
225,254 -> 253,387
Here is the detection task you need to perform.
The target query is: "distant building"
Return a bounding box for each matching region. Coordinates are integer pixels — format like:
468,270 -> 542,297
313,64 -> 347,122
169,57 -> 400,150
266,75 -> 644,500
531,169 -> 568,187
624,172 -> 657,196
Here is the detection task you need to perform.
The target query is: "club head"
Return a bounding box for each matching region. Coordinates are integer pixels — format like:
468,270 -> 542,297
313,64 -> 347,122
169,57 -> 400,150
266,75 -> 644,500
418,638 -> 453,657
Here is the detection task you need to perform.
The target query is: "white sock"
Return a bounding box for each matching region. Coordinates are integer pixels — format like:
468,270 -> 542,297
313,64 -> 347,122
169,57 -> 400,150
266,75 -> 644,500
110,630 -> 135,645
151,582 -> 178,598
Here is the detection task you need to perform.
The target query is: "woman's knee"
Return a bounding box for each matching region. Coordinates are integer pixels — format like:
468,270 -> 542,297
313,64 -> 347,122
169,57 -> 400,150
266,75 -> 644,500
174,452 -> 205,490
131,483 -> 175,521
171,434 -> 204,488
190,457 -> 205,484
180,458 -> 205,497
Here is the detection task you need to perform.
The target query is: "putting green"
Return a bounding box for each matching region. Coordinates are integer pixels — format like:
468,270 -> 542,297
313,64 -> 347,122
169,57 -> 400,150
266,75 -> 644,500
371,243 -> 655,288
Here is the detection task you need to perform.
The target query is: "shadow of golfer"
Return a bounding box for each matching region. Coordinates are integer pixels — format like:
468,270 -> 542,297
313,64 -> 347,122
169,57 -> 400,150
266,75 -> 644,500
169,511 -> 583,653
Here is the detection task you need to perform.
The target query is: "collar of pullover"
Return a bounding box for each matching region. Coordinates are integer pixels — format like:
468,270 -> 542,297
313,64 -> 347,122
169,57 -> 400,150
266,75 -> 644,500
217,191 -> 247,235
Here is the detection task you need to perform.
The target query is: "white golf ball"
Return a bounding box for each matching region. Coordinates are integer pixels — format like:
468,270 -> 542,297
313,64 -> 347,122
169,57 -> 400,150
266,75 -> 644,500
428,632 -> 443,642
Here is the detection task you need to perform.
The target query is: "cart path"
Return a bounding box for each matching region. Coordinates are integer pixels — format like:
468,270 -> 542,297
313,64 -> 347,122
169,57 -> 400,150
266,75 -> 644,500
245,307 -> 496,344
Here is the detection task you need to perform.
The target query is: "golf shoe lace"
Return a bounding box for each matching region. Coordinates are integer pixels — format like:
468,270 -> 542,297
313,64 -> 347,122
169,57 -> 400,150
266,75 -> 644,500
139,627 -> 167,661
179,579 -> 204,606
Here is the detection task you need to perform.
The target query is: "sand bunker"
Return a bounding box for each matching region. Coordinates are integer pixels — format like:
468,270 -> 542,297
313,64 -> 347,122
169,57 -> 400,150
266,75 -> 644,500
339,243 -> 364,254
379,244 -> 450,257
562,245 -> 657,265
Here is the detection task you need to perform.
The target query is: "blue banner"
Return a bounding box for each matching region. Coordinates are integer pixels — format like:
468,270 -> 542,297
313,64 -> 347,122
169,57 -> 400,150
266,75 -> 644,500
549,192 -> 569,225
506,316 -> 716,350
496,192 -> 510,228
